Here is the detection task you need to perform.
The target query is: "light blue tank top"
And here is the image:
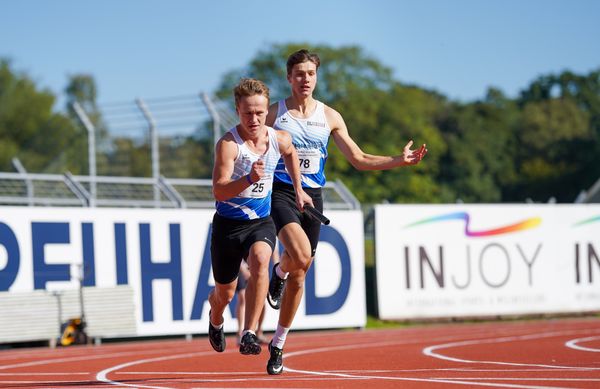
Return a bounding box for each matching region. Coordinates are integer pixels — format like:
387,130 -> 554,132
273,100 -> 331,188
215,126 -> 281,220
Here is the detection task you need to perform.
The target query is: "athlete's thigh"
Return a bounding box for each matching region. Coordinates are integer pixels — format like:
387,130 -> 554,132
301,193 -> 323,257
278,222 -> 312,260
211,215 -> 245,284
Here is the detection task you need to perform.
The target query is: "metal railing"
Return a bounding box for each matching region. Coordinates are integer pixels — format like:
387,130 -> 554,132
3,93 -> 360,210
0,172 -> 360,210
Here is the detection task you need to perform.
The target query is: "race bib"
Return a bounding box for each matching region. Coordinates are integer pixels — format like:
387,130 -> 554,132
238,176 -> 273,199
297,149 -> 321,174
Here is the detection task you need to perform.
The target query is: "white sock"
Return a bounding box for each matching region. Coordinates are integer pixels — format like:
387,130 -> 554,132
276,265 -> 289,280
272,324 -> 289,349
210,320 -> 223,330
242,329 -> 256,337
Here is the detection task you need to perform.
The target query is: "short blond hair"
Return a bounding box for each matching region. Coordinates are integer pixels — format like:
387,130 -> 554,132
233,78 -> 270,106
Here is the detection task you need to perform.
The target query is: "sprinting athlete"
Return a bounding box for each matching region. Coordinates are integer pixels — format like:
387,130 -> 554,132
264,49 -> 427,375
207,78 -> 312,356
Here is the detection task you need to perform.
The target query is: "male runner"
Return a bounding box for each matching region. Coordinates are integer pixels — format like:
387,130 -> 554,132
264,49 -> 428,374
208,78 -> 311,356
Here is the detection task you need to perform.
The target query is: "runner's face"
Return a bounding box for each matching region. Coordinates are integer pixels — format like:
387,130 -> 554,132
236,94 -> 269,136
288,61 -> 317,97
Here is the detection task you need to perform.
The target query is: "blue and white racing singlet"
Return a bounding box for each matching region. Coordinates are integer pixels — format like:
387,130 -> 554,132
215,126 -> 281,220
273,100 -> 332,188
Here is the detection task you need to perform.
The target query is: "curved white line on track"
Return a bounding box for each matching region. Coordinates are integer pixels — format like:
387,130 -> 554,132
0,349 -> 167,370
283,367 -> 570,389
96,350 -> 215,388
565,335 -> 600,352
423,329 -> 600,370
282,338 -> 577,388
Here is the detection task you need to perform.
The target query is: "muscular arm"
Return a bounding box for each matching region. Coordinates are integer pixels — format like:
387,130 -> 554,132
212,133 -> 254,201
327,107 -> 427,171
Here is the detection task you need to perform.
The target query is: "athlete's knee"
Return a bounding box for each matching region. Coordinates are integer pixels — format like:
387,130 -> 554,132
285,246 -> 312,269
286,270 -> 307,291
247,248 -> 272,277
212,285 -> 235,306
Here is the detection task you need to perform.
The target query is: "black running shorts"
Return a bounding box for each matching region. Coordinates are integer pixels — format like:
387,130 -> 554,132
271,182 -> 323,257
210,213 -> 276,284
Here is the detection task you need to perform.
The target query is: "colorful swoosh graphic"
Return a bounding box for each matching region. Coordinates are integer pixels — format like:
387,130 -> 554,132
573,215 -> 600,227
405,211 -> 541,237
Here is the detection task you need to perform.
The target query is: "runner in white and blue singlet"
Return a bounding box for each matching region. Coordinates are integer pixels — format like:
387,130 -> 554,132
215,125 -> 281,220
207,78 -> 312,359
272,99 -> 331,189
264,49 -> 428,376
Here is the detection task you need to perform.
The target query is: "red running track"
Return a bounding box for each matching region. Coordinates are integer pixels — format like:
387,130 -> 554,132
0,317 -> 599,388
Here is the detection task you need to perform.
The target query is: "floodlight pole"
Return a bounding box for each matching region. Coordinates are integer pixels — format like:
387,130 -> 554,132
72,102 -> 97,207
136,98 -> 160,207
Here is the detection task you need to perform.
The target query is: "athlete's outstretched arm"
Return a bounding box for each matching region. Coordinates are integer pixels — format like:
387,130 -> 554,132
277,130 -> 313,210
328,107 -> 427,171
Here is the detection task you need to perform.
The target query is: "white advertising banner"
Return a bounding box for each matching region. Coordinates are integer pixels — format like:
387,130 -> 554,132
375,204 -> 600,320
0,207 -> 365,336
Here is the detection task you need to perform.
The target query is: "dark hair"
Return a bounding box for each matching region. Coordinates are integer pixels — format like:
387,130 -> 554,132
233,78 -> 270,106
286,49 -> 320,75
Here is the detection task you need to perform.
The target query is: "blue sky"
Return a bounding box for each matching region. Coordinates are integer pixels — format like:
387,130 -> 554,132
1,0 -> 599,109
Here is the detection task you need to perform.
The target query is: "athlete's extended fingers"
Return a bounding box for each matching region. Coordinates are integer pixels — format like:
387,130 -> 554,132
404,140 -> 414,152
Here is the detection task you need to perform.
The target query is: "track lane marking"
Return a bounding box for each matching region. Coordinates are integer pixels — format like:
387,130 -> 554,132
423,328 -> 600,370
565,336 -> 600,352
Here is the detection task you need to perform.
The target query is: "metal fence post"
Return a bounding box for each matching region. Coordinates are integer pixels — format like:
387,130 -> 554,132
200,92 -> 221,147
136,98 -> 161,207
11,158 -> 33,206
72,102 -> 97,207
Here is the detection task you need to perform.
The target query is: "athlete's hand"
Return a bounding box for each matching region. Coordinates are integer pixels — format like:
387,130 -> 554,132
249,159 -> 265,182
296,189 -> 314,212
402,140 -> 427,166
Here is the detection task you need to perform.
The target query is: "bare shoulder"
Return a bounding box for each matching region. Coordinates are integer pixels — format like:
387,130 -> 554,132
216,132 -> 237,156
218,131 -> 235,146
276,129 -> 292,145
323,104 -> 345,132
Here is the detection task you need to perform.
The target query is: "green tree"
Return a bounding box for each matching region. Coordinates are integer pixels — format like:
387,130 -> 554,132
215,43 -> 445,203
0,59 -> 79,173
517,69 -> 600,201
438,88 -> 520,202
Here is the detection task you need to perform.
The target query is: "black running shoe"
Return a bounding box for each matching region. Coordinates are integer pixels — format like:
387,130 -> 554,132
208,313 -> 225,352
239,332 -> 261,355
267,263 -> 286,310
266,340 -> 284,375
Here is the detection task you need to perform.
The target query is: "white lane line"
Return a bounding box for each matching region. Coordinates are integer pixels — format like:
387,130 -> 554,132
565,335 -> 600,352
96,350 -> 216,389
435,377 -> 600,382
284,367 -> 570,389
0,372 -> 89,375
0,349 -> 173,370
115,371 -> 264,375
423,329 -> 600,370
324,368 -> 599,373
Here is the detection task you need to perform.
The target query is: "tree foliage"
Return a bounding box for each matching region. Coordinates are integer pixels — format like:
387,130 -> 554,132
2,47 -> 599,204
0,59 -> 80,173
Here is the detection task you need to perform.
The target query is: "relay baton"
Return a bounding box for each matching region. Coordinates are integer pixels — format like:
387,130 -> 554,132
304,205 -> 330,225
